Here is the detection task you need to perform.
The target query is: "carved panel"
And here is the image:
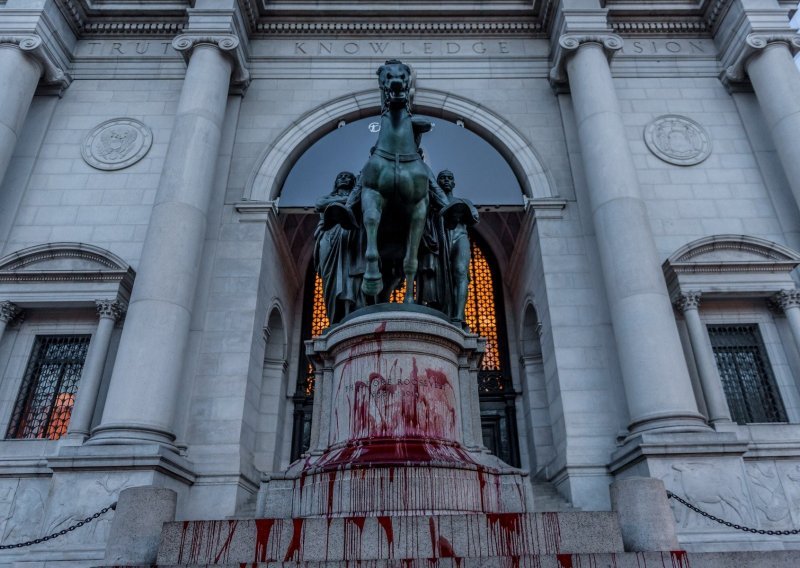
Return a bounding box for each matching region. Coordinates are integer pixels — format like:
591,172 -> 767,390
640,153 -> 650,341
776,461 -> 800,527
0,479 -> 47,545
745,461 -> 792,527
82,118 -> 153,171
644,115 -> 711,167
663,461 -> 755,530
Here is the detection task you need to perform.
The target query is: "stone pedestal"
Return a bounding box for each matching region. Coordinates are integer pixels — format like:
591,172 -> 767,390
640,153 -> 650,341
262,307 -> 533,517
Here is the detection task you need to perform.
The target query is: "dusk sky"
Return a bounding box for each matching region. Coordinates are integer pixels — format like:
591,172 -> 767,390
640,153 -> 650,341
279,115 -> 524,207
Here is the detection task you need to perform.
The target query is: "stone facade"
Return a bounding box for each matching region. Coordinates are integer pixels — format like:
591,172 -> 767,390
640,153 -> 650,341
1,0 -> 800,565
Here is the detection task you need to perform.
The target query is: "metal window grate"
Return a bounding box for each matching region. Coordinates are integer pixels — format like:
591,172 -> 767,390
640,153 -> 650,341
707,324 -> 787,425
6,335 -> 90,440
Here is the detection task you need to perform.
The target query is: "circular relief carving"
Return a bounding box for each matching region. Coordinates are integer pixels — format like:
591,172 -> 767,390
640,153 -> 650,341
82,118 -> 153,171
644,115 -> 711,166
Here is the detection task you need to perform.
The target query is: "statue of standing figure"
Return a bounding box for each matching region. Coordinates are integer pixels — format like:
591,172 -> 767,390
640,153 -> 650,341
314,171 -> 364,325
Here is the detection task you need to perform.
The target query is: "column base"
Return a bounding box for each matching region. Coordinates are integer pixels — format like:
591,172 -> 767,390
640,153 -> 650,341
626,411 -> 711,438
87,422 -> 179,451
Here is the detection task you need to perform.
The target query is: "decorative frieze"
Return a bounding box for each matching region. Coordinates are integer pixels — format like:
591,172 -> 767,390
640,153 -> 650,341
172,34 -> 250,92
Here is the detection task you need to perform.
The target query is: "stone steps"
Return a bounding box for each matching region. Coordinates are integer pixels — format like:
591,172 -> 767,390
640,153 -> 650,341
156,512 -> 623,565
137,550 -> 800,568
530,482 -> 575,512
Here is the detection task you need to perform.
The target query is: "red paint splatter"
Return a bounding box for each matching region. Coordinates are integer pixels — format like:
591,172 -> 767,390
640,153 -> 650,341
670,550 -> 690,568
283,518 -> 304,561
542,512 -> 562,554
377,515 -> 394,556
557,553 -> 573,568
327,470 -> 337,515
486,513 -> 524,556
254,519 -> 275,562
213,520 -> 239,563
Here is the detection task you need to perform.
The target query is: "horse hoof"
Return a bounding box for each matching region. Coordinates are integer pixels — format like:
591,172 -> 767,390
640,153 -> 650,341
362,278 -> 384,296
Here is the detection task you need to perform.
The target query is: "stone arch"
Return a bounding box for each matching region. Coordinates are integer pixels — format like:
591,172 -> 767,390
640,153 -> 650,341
518,301 -> 553,478
244,88 -> 557,203
254,303 -> 290,473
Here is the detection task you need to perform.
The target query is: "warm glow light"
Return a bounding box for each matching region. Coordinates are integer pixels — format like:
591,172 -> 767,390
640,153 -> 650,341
45,392 -> 75,440
310,239 -> 502,372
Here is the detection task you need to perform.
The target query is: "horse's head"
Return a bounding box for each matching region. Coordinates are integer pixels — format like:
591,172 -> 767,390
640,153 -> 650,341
377,60 -> 412,110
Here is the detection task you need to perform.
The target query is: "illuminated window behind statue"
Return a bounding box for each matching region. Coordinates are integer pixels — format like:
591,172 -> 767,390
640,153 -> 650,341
291,234 -> 520,467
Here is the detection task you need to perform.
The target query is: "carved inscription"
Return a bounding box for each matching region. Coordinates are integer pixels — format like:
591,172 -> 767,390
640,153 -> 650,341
620,40 -> 712,55
289,40 -> 515,56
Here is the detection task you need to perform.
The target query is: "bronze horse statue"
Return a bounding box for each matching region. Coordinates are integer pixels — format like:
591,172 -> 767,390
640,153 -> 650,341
357,60 -> 435,301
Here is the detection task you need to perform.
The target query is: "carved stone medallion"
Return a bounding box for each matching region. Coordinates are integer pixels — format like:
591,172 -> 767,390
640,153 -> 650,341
82,118 -> 152,171
644,115 -> 711,166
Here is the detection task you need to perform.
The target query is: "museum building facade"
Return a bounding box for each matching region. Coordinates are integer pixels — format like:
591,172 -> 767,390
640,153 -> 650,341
1,0 -> 800,564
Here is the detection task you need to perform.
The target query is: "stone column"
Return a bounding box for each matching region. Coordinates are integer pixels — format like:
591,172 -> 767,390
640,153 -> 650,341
772,289 -> 800,356
67,300 -> 126,440
0,37 -> 44,188
553,34 -> 706,435
0,300 -> 21,343
730,35 -> 800,213
675,292 -> 732,424
91,36 -> 238,447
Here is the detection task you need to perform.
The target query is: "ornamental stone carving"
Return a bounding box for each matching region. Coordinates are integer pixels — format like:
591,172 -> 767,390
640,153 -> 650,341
644,115 -> 711,166
95,299 -> 127,321
675,291 -> 701,313
723,33 -> 800,86
171,34 -> 250,92
82,118 -> 153,171
549,33 -> 624,87
0,34 -> 72,92
772,289 -> 800,312
0,301 -> 20,323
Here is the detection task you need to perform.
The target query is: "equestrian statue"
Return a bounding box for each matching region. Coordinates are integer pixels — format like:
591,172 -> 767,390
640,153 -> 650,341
319,60 -> 478,326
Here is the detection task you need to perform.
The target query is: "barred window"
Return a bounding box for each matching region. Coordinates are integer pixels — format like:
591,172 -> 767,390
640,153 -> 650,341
707,324 -> 787,425
6,335 -> 90,440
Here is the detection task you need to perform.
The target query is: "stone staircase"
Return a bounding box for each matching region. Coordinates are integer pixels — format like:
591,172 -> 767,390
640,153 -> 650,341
530,481 -> 574,512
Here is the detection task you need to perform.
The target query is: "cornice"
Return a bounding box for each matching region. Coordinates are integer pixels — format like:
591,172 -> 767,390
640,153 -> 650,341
254,20 -> 543,36
610,19 -> 709,35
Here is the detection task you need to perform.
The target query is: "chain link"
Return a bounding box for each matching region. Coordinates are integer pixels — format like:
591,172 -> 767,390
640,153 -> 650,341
667,491 -> 800,536
0,503 -> 116,550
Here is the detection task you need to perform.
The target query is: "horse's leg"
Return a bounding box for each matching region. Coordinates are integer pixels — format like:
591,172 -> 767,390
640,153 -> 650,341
361,187 -> 384,296
403,198 -> 428,304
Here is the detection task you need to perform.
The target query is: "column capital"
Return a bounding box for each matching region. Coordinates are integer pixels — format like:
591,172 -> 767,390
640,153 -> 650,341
675,291 -> 702,313
0,34 -> 71,95
771,289 -> 800,312
172,34 -> 250,94
96,299 -> 127,321
722,33 -> 800,88
549,33 -> 624,88
0,300 -> 21,324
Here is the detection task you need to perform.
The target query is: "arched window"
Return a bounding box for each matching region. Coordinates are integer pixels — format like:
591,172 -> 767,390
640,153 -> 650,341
290,232 -> 520,466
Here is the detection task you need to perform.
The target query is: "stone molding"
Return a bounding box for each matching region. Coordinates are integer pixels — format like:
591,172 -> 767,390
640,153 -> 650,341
255,20 -> 542,36
0,242 -> 135,306
663,235 -> 800,302
0,34 -> 72,94
0,300 -> 21,324
548,33 -> 624,87
171,34 -> 250,93
244,87 -> 555,204
771,289 -> 800,312
675,291 -> 702,313
96,299 -> 127,321
723,33 -> 800,86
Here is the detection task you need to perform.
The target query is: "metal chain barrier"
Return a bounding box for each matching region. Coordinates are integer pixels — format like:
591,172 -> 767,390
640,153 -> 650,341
0,502 -> 116,550
667,491 -> 800,536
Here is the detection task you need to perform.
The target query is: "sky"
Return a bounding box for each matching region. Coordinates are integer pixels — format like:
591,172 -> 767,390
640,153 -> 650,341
279,115 -> 523,207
